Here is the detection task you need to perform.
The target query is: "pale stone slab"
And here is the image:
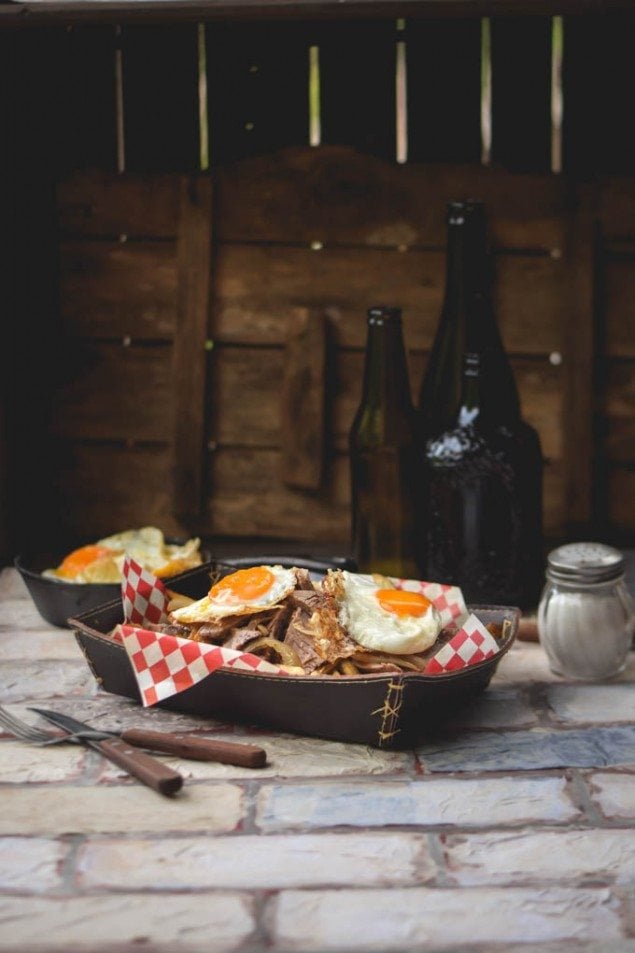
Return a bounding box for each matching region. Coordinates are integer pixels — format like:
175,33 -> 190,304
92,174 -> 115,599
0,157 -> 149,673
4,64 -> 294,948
589,771 -> 635,819
0,837 -> 67,892
256,776 -> 580,831
0,598 -> 52,631
271,886 -> 622,949
0,738 -> 85,783
0,660 -> 94,702
0,782 -> 243,835
445,687 -> 538,729
443,828 -> 635,884
0,569 -> 30,600
98,730 -> 412,781
546,684 -> 635,725
77,832 -> 434,889
0,629 -> 83,661
0,893 -> 254,951
493,641 -> 563,684
417,726 -> 635,772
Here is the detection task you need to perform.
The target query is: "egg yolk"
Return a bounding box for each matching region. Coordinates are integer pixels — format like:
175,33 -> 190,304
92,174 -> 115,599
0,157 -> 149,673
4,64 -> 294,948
56,545 -> 116,580
209,566 -> 275,604
375,589 -> 432,618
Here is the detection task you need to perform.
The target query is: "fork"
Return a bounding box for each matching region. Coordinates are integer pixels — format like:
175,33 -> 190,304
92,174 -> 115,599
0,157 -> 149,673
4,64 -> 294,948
0,705 -> 75,745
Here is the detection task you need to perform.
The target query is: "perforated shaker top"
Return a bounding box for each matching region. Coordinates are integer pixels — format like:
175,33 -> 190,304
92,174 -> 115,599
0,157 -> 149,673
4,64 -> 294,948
547,541 -> 625,584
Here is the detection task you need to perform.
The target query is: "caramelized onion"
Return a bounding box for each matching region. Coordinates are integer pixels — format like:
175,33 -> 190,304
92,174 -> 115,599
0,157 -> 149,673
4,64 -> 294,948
243,636 -> 302,668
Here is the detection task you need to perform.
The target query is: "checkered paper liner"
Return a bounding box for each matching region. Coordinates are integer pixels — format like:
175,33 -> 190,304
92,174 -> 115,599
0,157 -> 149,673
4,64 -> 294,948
114,561 -> 496,705
423,613 -> 500,674
115,557 -> 287,705
116,625 -> 286,706
121,556 -> 171,626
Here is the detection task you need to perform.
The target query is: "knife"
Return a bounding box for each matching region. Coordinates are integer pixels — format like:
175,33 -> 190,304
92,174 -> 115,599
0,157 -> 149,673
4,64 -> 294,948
29,708 -> 267,769
30,708 -> 184,796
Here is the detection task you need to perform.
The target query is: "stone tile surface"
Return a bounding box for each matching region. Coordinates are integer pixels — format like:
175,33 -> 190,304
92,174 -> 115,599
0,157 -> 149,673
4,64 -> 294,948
271,886 -> 623,949
0,569 -> 633,953
256,776 -> 580,831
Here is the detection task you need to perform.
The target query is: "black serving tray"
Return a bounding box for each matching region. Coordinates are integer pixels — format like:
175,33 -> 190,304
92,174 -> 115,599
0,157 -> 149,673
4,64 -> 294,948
69,559 -> 519,749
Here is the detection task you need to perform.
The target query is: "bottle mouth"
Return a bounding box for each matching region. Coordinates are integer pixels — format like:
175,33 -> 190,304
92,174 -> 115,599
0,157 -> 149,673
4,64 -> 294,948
447,199 -> 485,226
367,306 -> 402,325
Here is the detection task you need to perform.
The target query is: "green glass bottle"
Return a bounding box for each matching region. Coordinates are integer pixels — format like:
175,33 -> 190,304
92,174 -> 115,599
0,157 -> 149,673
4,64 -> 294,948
349,306 -> 422,578
417,200 -> 544,609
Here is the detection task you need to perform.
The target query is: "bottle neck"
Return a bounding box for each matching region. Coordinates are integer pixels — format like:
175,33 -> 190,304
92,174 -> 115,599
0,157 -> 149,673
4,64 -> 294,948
419,207 -> 521,430
361,316 -> 414,417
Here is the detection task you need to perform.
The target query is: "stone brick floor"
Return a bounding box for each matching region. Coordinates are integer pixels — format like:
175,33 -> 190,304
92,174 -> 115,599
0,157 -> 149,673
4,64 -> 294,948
0,566 -> 634,952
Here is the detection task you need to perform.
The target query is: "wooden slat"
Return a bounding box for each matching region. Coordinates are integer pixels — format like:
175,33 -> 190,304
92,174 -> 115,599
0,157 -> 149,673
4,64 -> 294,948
561,184 -> 597,532
54,443 -> 187,541
57,172 -> 180,238
173,176 -> 214,519
608,468 -> 635,535
60,241 -> 177,339
211,244 -> 566,353
603,255 -> 635,359
122,25 -> 199,172
206,448 -> 350,542
204,447 -> 565,541
211,347 -> 564,462
605,361 -> 635,464
563,13 -> 635,175
318,20 -> 396,158
406,18 -> 481,163
280,309 -> 327,490
214,147 -> 567,248
49,343 -> 174,442
206,22 -> 310,165
490,16 -> 551,173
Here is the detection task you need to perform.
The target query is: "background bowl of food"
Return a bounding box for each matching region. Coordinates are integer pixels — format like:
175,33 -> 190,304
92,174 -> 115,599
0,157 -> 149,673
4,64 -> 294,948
15,527 -> 207,628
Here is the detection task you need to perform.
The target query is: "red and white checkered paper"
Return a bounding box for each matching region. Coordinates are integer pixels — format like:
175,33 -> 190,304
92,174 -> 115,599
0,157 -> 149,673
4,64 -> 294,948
115,557 -> 286,706
117,625 -> 285,706
423,613 -> 499,674
391,576 -> 468,629
121,556 -> 171,626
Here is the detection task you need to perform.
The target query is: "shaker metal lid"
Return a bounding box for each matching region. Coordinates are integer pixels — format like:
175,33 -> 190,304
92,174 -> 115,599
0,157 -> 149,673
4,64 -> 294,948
547,541 -> 624,583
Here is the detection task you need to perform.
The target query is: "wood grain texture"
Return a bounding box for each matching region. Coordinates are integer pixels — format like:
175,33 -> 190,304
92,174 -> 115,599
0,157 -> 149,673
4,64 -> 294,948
173,176 -> 213,519
279,309 -> 327,490
59,241 -> 177,339
211,243 -> 566,352
214,147 -> 568,248
57,172 -> 179,237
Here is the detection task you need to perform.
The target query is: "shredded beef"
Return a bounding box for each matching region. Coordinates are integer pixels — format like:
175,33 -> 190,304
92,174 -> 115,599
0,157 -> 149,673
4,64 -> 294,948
293,568 -> 314,590
222,627 -> 262,651
284,608 -> 323,673
145,622 -> 193,638
289,589 -> 327,613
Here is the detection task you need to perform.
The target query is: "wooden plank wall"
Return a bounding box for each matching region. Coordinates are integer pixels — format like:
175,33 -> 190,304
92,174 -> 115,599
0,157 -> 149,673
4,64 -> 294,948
2,12 -> 635,557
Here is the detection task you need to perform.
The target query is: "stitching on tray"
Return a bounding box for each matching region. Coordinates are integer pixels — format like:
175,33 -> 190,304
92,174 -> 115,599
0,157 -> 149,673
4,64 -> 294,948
372,677 -> 404,746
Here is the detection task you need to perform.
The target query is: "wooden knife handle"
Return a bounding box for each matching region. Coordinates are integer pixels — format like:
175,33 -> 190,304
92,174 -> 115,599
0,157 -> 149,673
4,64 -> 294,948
121,729 -> 267,768
93,738 -> 183,796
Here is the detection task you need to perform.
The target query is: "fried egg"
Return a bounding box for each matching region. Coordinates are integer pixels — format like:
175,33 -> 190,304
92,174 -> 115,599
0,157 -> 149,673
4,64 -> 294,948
170,565 -> 297,623
44,527 -> 202,583
336,571 -> 442,655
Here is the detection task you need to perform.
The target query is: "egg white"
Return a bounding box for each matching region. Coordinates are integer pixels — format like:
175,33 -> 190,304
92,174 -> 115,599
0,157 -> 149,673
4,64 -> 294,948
337,571 -> 442,655
170,565 -> 297,623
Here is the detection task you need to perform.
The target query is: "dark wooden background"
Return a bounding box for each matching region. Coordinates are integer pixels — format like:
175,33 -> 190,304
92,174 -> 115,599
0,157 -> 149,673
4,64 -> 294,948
1,9 -> 634,559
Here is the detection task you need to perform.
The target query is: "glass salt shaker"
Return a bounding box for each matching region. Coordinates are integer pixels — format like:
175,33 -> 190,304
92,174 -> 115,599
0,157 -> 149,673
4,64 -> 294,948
537,542 -> 635,680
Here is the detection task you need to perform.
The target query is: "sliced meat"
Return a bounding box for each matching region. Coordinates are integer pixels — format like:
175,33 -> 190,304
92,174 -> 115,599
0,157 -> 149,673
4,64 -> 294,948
267,605 -> 292,641
294,568 -> 314,590
145,622 -> 193,638
223,627 -> 263,651
190,620 -> 237,644
289,589 -> 328,613
284,608 -> 323,673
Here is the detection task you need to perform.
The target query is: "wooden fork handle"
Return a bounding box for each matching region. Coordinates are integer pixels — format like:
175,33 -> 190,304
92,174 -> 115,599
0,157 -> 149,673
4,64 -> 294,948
91,738 -> 183,796
121,729 -> 267,768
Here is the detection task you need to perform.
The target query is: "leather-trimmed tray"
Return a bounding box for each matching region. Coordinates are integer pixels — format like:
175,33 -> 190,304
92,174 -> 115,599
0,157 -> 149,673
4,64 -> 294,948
69,559 -> 519,749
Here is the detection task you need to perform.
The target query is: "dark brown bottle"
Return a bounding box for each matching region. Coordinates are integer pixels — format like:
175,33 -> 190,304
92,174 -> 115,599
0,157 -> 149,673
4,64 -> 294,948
349,306 -> 422,578
417,201 -> 544,609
